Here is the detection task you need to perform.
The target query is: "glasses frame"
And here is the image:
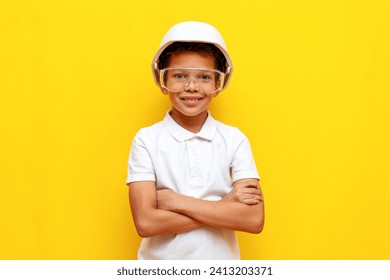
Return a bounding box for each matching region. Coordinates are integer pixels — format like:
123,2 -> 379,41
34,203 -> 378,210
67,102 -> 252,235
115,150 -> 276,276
159,67 -> 225,95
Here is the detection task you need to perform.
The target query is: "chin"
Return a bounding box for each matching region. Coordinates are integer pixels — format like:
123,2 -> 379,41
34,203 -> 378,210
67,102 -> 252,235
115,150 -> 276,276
175,108 -> 208,117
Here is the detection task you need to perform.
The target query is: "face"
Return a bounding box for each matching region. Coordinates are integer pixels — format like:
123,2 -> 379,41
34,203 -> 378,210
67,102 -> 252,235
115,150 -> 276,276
162,51 -> 217,119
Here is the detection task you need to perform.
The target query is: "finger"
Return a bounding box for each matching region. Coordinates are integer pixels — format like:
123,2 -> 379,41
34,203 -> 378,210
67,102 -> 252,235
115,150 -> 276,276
240,188 -> 262,195
237,194 -> 263,204
242,198 -> 261,205
234,182 -> 259,189
251,194 -> 263,202
251,192 -> 263,202
240,184 -> 260,189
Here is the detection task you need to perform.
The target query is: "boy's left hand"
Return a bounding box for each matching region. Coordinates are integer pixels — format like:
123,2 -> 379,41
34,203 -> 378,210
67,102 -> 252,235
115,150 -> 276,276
222,179 -> 263,205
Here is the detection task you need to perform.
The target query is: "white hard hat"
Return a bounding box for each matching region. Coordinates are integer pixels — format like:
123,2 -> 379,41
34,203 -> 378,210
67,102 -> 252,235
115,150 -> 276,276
151,21 -> 233,91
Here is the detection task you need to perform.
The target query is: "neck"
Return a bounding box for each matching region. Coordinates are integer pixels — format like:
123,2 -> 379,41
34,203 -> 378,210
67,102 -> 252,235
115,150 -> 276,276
170,108 -> 208,133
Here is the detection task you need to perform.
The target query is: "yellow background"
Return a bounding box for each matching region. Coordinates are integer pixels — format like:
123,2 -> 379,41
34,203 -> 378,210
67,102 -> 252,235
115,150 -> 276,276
1,0 -> 389,259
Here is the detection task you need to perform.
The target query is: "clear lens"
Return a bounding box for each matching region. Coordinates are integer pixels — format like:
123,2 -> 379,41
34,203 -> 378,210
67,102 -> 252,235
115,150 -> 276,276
159,68 -> 225,94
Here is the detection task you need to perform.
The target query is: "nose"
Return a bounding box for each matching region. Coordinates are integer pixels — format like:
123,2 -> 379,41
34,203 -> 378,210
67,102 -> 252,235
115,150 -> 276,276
184,78 -> 199,92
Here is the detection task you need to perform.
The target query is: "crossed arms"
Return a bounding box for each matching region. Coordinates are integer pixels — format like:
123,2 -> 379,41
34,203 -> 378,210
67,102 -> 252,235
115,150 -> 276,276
128,179 -> 264,238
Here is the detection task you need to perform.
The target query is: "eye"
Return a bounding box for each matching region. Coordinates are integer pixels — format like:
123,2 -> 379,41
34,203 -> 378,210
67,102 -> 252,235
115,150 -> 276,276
198,73 -> 213,81
172,72 -> 188,80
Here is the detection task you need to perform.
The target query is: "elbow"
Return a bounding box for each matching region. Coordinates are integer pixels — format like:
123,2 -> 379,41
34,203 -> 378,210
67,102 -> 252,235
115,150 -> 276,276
252,219 -> 264,234
247,214 -> 264,234
136,227 -> 151,238
134,220 -> 156,238
252,204 -> 265,234
253,220 -> 264,234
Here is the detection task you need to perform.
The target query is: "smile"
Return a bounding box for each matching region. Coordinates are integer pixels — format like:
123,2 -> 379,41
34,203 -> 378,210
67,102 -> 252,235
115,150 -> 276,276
180,97 -> 203,101
179,97 -> 204,106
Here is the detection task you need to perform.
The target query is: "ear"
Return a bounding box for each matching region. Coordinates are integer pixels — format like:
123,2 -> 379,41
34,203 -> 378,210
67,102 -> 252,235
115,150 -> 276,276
160,88 -> 169,95
212,91 -> 220,97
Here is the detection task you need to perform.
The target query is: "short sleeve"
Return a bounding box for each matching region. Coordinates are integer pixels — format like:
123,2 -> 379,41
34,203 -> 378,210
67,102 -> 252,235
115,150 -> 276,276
126,130 -> 156,184
231,133 -> 260,182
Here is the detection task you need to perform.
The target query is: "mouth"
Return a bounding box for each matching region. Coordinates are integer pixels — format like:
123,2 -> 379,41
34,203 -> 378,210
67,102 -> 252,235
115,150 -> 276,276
180,97 -> 203,101
179,96 -> 204,106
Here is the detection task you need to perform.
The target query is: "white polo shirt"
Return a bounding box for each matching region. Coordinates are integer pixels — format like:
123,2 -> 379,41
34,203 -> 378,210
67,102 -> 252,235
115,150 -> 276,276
126,111 -> 259,260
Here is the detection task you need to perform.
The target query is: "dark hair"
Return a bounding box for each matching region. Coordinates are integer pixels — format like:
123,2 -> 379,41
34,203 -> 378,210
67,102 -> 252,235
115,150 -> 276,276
157,42 -> 227,73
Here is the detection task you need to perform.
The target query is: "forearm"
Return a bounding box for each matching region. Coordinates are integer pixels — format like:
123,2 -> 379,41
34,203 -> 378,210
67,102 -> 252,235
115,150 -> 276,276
128,182 -> 203,238
169,195 -> 264,233
132,207 -> 203,238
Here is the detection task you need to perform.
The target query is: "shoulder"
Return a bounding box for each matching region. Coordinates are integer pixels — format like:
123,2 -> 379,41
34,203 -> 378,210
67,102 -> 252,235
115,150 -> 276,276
130,121 -> 166,150
213,119 -> 248,142
134,121 -> 165,140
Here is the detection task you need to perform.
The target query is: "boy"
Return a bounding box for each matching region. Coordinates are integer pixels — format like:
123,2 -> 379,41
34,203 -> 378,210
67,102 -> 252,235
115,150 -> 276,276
126,21 -> 264,260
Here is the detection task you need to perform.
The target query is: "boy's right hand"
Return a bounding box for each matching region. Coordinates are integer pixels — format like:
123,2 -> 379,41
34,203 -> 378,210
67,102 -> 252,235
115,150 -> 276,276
222,179 -> 263,205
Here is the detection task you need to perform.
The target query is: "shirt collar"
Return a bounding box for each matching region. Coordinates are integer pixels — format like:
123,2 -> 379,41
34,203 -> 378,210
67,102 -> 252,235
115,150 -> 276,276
163,110 -> 217,142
